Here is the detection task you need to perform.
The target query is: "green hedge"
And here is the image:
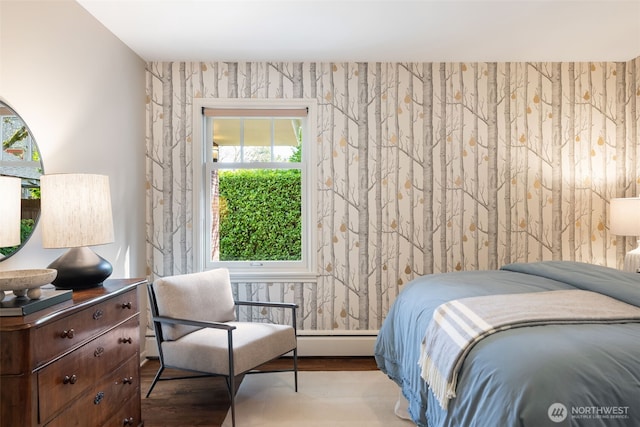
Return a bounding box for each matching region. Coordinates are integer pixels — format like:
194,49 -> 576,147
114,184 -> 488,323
219,169 -> 301,261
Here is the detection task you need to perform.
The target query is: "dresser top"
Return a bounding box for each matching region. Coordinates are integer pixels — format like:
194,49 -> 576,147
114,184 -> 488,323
0,278 -> 146,331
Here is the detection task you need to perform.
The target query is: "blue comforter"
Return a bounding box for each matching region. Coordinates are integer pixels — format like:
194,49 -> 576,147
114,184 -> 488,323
374,261 -> 640,427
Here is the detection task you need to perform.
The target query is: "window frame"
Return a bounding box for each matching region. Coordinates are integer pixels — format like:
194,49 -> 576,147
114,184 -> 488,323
193,98 -> 317,282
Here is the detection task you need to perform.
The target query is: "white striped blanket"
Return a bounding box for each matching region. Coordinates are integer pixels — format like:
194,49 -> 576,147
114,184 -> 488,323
418,289 -> 640,410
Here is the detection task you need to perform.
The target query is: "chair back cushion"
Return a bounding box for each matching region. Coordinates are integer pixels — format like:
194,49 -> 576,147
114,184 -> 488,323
153,268 -> 236,341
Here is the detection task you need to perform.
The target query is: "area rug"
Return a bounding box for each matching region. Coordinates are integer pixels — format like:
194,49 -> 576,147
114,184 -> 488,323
222,370 -> 415,427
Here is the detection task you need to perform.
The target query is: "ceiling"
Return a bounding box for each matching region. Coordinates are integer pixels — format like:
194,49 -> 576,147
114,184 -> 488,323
76,0 -> 640,63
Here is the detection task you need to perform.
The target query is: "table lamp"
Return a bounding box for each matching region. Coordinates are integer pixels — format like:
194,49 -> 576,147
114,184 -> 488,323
41,173 -> 115,289
610,197 -> 640,273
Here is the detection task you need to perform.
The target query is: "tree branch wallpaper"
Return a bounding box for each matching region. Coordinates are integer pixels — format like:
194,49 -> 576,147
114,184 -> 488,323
146,59 -> 639,332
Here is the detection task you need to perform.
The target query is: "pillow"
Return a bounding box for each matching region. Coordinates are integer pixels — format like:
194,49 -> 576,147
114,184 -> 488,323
153,268 -> 235,341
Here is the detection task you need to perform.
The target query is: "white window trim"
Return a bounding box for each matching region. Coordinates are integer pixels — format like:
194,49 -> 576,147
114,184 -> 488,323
193,98 -> 318,283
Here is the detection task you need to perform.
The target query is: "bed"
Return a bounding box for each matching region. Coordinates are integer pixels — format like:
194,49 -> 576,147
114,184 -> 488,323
374,261 -> 640,427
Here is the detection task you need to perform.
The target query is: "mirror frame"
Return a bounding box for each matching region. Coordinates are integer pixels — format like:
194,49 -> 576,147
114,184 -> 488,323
0,100 -> 44,261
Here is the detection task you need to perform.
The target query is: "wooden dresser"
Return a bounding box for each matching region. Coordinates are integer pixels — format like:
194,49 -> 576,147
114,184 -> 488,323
0,279 -> 145,426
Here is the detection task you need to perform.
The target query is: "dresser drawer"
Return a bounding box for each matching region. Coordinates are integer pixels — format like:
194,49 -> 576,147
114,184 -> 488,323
38,316 -> 139,423
35,289 -> 138,366
44,355 -> 140,427
100,392 -> 142,427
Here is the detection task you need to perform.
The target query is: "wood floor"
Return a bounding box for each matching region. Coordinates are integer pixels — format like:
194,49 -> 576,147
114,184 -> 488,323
140,356 -> 378,426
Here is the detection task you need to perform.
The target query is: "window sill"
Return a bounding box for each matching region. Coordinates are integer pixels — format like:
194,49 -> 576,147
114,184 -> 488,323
228,269 -> 318,283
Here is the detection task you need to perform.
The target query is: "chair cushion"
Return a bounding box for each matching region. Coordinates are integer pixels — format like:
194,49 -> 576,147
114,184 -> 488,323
153,268 -> 236,341
161,322 -> 296,375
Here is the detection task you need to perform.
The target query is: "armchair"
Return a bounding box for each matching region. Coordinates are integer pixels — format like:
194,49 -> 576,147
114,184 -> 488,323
145,268 -> 298,427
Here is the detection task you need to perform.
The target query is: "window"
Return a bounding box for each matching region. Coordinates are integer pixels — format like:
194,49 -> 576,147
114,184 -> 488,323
193,100 -> 316,282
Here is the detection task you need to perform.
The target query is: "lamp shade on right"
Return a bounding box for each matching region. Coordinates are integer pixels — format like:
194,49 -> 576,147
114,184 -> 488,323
40,173 -> 115,249
610,197 -> 640,237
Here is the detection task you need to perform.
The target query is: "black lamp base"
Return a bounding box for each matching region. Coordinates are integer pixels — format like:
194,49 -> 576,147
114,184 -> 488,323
48,247 -> 113,290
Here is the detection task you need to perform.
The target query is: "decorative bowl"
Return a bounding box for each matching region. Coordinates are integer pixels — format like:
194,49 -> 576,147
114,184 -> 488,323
0,269 -> 58,300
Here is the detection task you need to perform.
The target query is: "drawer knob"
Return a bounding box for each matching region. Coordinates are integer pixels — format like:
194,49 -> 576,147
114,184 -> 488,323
122,376 -> 133,384
93,309 -> 104,320
94,391 -> 105,405
121,302 -> 133,309
119,337 -> 133,344
61,329 -> 75,339
94,346 -> 105,358
123,417 -> 135,426
63,374 -> 77,385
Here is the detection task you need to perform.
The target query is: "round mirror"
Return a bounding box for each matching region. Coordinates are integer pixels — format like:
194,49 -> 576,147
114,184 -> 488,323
0,100 -> 44,261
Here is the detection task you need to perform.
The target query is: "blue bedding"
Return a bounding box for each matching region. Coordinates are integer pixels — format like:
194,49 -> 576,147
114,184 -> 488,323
374,261 -> 640,427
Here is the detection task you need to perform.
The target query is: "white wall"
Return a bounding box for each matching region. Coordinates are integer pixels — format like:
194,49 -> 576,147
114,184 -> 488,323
0,0 -> 147,282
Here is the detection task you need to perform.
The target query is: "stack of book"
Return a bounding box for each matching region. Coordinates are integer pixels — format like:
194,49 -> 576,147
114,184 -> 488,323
0,287 -> 73,316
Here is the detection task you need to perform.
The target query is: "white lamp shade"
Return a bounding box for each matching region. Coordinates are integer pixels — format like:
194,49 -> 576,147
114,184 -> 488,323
610,197 -> 640,237
41,174 -> 115,248
0,176 -> 22,247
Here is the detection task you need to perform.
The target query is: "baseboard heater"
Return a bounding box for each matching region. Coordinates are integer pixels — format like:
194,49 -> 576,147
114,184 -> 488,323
297,330 -> 378,357
144,331 -> 378,358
